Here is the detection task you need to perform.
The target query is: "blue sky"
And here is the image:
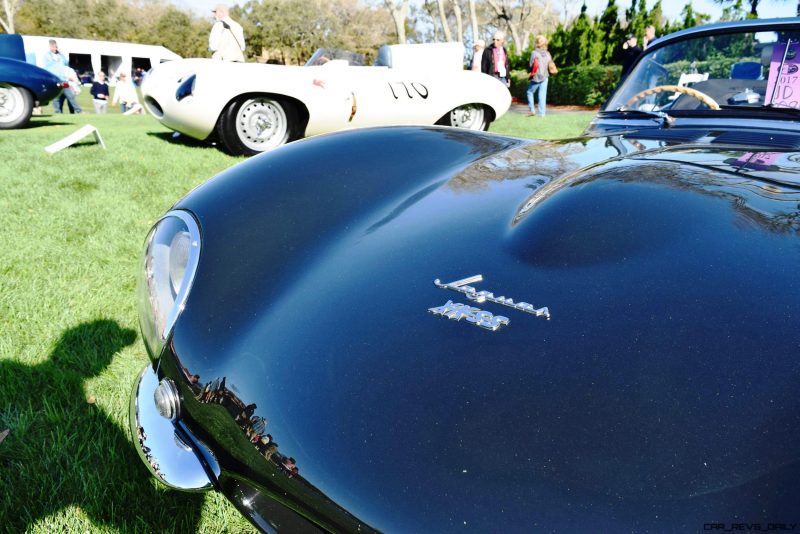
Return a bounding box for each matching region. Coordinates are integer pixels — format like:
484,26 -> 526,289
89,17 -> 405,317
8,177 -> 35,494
173,0 -> 796,27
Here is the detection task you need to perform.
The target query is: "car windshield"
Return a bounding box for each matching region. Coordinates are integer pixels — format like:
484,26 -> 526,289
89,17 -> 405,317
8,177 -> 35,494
305,48 -> 366,67
605,28 -> 800,114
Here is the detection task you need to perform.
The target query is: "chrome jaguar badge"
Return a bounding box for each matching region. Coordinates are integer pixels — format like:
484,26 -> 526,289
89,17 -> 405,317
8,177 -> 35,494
434,275 -> 550,320
428,300 -> 510,331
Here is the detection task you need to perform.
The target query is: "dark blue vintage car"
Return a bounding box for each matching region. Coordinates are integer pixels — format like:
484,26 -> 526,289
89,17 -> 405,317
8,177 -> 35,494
0,34 -> 63,129
131,18 -> 800,532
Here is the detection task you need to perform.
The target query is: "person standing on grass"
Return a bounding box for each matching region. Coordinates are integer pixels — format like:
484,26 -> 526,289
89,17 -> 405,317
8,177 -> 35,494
209,4 -> 246,62
643,25 -> 657,49
43,39 -> 82,114
57,67 -> 82,114
620,33 -> 643,80
111,72 -> 142,114
471,39 -> 485,72
91,71 -> 110,113
481,31 -> 511,88
526,35 -> 554,117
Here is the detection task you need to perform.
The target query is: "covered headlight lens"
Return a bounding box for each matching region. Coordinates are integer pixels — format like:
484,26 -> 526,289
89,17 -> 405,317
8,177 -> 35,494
175,74 -> 196,101
138,210 -> 201,360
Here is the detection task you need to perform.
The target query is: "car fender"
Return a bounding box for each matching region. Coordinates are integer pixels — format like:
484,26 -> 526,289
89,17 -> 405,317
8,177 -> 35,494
0,56 -> 62,104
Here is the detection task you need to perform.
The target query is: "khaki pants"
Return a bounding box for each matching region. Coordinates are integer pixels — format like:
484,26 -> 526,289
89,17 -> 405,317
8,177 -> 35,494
93,99 -> 108,114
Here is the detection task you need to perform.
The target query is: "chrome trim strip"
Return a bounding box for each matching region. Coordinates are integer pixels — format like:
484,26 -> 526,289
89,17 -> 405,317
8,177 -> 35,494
592,117 -> 800,134
129,365 -> 215,491
643,18 -> 800,57
161,210 -> 201,347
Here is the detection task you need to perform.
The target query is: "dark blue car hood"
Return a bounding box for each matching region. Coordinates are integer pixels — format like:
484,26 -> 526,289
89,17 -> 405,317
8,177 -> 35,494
165,127 -> 800,532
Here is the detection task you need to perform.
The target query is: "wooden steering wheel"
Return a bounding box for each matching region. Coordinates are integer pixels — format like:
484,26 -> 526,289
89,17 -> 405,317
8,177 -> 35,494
625,84 -> 720,110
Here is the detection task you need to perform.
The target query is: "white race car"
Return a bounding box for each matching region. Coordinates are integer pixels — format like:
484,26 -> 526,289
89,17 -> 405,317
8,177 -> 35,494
141,42 -> 512,156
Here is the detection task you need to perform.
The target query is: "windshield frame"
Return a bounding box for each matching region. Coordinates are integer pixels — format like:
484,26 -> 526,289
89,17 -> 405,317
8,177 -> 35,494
604,17 -> 800,116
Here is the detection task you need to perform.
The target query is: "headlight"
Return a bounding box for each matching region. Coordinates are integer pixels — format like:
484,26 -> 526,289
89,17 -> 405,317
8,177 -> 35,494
138,210 -> 201,360
175,74 -> 196,101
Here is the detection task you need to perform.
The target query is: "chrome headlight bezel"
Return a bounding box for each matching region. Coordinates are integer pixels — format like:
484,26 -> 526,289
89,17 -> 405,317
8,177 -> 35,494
138,210 -> 201,360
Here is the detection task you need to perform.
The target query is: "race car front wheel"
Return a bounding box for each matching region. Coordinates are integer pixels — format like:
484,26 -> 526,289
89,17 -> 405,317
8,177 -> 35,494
0,83 -> 34,130
217,95 -> 298,156
437,104 -> 490,131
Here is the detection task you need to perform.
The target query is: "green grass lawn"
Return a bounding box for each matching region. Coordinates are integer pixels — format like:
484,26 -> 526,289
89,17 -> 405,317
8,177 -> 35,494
490,108 -> 596,139
0,98 -> 592,532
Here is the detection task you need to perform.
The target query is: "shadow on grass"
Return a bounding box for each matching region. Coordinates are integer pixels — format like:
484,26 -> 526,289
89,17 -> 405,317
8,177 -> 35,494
24,115 -> 74,128
0,320 -> 205,531
147,130 -> 218,150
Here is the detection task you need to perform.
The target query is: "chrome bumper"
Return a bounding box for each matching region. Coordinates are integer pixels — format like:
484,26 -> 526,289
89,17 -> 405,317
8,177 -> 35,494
129,364 -> 217,491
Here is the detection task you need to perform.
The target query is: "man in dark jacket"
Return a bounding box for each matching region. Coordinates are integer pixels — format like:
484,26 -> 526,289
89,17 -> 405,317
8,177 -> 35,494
481,31 -> 511,87
620,33 -> 643,80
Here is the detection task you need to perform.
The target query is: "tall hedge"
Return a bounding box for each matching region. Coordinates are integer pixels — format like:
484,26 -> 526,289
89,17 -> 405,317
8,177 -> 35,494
509,65 -> 622,107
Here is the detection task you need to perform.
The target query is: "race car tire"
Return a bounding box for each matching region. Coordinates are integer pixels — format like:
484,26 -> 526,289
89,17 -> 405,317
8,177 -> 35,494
437,104 -> 491,131
217,95 -> 299,156
0,83 -> 34,130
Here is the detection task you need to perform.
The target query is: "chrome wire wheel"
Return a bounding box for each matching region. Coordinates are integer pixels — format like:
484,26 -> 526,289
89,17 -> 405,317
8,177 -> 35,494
235,97 -> 289,152
448,104 -> 486,130
0,83 -> 27,125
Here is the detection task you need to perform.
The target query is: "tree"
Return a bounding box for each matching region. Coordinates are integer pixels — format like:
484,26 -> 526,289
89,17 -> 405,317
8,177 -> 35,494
718,0 -> 746,20
153,7 -> 207,58
648,0 -> 664,30
0,0 -> 21,33
485,0 -> 531,53
14,0 -> 187,43
16,0 -> 129,40
596,0 -> 621,63
436,0 -> 453,41
326,0 -> 395,53
485,0 -> 559,54
714,0 -> 761,17
240,0 -> 390,64
384,0 -> 409,43
430,0 -> 465,43
624,0 -> 647,41
468,0 -> 480,43
452,0 -> 464,43
679,2 -> 711,29
558,0 -> 580,23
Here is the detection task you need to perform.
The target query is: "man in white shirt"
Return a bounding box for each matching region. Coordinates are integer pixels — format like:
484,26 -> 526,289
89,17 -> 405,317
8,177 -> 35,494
209,4 -> 246,62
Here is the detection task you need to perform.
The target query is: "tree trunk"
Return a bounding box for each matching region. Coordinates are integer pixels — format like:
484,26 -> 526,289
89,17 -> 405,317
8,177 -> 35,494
521,30 -> 531,51
437,0 -> 453,42
384,0 -> 409,44
0,0 -> 20,34
453,0 -> 464,43
468,0 -> 479,45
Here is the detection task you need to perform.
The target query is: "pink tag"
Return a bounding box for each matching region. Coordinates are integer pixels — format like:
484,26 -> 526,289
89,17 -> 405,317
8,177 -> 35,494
765,42 -> 800,109
728,152 -> 783,171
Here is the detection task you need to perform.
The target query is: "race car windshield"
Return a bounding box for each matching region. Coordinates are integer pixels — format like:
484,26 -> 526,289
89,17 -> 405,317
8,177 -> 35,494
606,29 -> 800,115
305,48 -> 367,67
